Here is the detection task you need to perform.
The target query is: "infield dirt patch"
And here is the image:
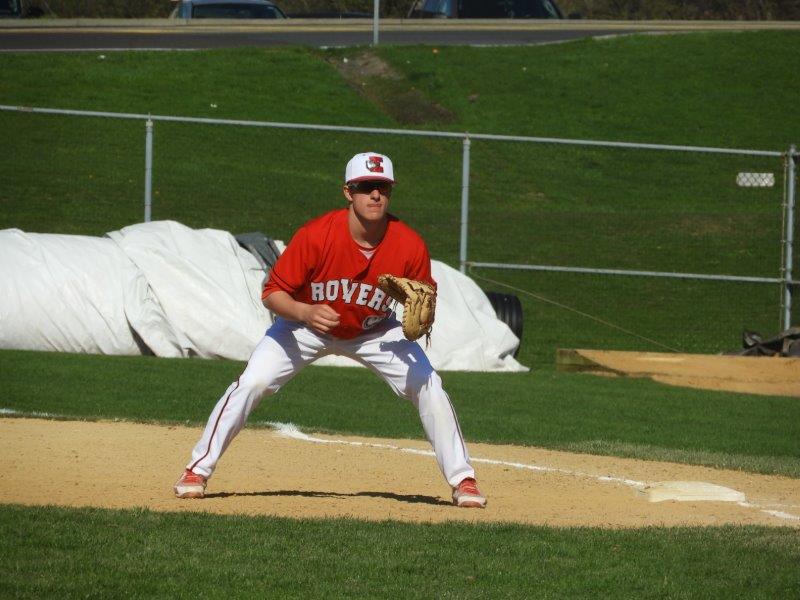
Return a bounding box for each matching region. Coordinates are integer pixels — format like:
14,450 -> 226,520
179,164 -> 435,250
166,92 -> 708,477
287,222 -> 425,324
1,417 -> 798,528
558,350 -> 800,397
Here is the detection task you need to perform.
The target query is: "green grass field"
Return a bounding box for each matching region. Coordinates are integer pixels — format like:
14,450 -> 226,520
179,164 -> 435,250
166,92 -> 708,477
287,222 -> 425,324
1,346 -> 799,596
2,505 -> 798,598
2,31 -> 799,596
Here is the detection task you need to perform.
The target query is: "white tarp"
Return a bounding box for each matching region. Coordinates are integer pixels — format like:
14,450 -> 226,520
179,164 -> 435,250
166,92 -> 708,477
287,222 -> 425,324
106,221 -> 269,359
0,221 -> 526,372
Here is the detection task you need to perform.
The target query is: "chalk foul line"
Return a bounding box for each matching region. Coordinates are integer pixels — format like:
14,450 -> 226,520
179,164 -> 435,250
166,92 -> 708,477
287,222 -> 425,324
266,421 -> 800,524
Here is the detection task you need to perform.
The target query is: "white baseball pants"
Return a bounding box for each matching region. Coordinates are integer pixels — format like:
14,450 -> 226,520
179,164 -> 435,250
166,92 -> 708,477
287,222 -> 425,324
186,317 -> 476,488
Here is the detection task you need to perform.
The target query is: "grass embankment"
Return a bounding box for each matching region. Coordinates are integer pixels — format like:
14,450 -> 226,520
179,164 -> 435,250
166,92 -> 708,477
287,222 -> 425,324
2,32 -> 798,366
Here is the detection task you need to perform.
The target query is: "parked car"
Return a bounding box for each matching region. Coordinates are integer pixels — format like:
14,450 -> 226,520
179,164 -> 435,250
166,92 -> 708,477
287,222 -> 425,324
170,0 -> 287,19
285,11 -> 372,18
408,0 -> 564,19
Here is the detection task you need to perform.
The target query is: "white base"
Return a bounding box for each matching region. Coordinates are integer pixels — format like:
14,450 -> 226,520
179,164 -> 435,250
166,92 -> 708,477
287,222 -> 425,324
644,481 -> 746,503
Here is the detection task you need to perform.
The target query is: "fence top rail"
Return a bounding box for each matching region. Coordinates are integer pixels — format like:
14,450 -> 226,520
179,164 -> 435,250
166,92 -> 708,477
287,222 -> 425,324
0,104 -> 787,158
467,261 -> 799,285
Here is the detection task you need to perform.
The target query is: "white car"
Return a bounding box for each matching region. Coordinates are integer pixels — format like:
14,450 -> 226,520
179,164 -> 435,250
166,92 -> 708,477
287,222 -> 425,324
170,0 -> 287,19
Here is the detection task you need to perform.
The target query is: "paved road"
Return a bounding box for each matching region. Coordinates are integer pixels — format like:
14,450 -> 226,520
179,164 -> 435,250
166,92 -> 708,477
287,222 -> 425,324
0,29 -> 630,50
0,26 -> 629,51
1,19 -> 796,51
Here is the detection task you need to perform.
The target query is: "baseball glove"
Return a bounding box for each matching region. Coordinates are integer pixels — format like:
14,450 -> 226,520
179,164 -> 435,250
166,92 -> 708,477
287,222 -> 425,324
377,274 -> 436,343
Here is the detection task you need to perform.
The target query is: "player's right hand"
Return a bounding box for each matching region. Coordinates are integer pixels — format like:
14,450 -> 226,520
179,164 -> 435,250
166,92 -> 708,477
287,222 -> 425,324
303,304 -> 341,334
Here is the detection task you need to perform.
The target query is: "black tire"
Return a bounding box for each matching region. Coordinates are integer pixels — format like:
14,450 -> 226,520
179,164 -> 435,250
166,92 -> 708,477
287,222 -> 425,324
485,292 -> 524,357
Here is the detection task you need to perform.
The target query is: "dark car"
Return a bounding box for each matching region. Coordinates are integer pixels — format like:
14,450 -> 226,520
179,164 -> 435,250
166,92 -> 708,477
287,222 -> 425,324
0,0 -> 21,17
170,0 -> 287,19
409,0 -> 564,19
285,11 -> 372,18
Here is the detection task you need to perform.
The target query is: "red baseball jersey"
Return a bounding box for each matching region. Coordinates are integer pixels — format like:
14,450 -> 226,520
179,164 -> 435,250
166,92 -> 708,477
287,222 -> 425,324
262,208 -> 435,339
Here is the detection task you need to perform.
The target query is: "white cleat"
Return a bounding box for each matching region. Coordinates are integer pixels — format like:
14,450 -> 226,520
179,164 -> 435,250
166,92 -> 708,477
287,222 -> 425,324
452,477 -> 487,508
174,469 -> 207,499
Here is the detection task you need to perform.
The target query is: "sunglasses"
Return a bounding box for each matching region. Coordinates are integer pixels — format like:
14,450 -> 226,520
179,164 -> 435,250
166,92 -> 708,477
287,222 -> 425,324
348,180 -> 392,194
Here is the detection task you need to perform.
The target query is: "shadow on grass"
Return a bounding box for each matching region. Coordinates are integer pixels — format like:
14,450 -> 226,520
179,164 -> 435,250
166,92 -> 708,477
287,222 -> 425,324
204,489 -> 451,506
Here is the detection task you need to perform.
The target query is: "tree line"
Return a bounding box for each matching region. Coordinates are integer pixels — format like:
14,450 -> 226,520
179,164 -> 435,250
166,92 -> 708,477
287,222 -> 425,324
23,0 -> 800,20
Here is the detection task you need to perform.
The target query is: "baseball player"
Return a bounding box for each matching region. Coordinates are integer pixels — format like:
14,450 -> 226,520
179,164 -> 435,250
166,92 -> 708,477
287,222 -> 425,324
174,152 -> 486,508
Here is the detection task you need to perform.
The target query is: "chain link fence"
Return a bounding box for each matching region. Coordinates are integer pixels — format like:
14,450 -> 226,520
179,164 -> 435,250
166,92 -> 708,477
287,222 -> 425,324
1,105 -> 796,366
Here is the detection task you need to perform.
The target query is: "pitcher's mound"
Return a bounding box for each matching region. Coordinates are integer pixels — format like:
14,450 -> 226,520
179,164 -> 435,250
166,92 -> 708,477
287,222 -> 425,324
557,349 -> 800,397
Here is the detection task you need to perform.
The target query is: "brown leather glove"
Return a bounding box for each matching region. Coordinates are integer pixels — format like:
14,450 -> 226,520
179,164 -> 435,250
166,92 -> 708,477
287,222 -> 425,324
377,274 -> 436,343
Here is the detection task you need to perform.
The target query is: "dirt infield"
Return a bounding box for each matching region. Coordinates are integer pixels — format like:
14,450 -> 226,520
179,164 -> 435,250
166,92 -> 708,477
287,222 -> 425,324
558,350 -> 800,397
1,417 -> 798,528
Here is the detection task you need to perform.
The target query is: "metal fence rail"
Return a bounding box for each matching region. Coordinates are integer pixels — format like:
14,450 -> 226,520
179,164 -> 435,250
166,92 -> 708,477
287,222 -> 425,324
1,104 -> 796,329
466,262 -> 796,285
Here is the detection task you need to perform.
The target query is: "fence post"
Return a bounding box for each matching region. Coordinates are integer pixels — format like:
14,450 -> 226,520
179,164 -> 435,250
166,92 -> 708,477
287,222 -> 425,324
459,136 -> 471,274
783,144 -> 797,330
372,0 -> 379,46
144,117 -> 153,223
